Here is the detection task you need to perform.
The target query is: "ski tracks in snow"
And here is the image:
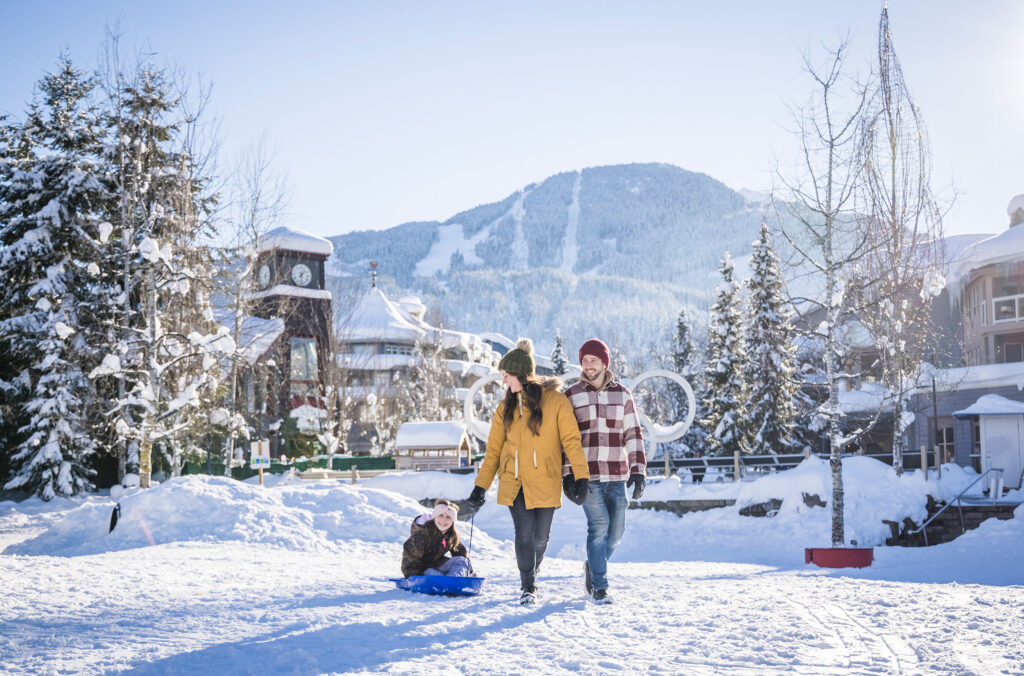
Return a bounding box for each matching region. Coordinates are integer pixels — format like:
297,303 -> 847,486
784,597 -> 919,673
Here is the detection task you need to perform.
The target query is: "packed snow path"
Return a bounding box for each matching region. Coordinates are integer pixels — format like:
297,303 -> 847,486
1,468 -> 1021,675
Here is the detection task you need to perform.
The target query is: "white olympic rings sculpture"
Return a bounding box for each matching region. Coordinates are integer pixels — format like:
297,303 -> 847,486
463,369 -> 696,459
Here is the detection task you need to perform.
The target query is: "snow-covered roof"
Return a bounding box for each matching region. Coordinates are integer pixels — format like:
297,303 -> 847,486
954,394 -> 1024,418
837,381 -> 888,414
246,285 -> 332,301
928,361 -> 1024,392
236,316 -> 285,365
338,288 -> 498,368
257,226 -> 334,257
341,287 -> 426,342
395,421 -> 468,449
479,333 -> 515,352
836,320 -> 875,350
212,311 -> 285,366
337,353 -> 415,371
289,404 -> 327,419
1008,194 -> 1024,218
947,227 -> 1024,289
397,296 -> 426,320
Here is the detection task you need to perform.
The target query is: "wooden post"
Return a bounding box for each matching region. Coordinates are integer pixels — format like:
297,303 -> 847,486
351,465 -> 359,484
664,449 -> 671,478
934,444 -> 942,480
733,450 -> 740,482
920,445 -> 927,481
258,467 -> 264,486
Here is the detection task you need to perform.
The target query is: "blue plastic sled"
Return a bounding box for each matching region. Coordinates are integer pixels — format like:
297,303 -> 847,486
390,575 -> 485,596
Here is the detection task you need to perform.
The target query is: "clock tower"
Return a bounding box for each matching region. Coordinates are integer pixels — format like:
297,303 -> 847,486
249,226 -> 334,452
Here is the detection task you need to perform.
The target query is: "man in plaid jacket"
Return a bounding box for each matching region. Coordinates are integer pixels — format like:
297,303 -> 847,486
562,338 -> 646,604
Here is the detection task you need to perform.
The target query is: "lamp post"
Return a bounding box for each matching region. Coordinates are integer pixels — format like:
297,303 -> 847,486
932,376 -> 941,479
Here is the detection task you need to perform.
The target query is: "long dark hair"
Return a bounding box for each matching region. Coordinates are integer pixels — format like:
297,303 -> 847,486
502,375 -> 544,435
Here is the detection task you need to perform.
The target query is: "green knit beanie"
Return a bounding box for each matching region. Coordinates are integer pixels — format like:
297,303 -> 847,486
498,337 -> 536,378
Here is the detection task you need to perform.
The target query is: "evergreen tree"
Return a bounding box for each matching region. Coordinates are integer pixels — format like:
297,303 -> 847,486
550,329 -> 568,377
671,308 -> 707,458
404,331 -> 458,422
0,57 -> 111,499
701,253 -> 746,458
610,345 -> 629,378
742,222 -> 800,455
89,61 -> 226,488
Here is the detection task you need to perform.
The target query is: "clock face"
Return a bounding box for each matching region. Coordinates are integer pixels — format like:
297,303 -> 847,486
291,262 -> 312,287
258,264 -> 271,289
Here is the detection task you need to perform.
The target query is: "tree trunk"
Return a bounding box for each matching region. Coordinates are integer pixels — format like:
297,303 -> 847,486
892,396 -> 904,477
139,411 -> 153,489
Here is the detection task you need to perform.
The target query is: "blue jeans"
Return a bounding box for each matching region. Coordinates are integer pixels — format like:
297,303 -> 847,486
581,481 -> 628,591
424,556 -> 472,577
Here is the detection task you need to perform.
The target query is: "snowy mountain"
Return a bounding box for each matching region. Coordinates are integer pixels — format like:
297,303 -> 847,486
328,163 -> 766,359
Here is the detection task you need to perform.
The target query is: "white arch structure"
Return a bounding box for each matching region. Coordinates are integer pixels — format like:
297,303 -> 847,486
628,369 -> 697,463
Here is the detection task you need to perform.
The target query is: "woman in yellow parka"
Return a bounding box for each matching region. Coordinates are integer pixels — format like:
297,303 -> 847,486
465,338 -> 590,605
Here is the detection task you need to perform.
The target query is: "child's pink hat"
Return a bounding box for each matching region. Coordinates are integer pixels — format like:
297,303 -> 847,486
432,503 -> 458,521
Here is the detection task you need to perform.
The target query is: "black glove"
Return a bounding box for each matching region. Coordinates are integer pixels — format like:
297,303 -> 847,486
562,473 -> 576,502
572,477 -> 589,504
466,486 -> 486,510
626,473 -> 646,500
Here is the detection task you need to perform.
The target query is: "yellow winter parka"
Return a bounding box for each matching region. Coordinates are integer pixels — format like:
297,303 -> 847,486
474,379 -> 590,509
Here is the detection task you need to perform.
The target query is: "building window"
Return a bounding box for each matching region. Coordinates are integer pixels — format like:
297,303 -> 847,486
994,297 -> 1017,321
348,343 -> 376,355
384,342 -> 413,355
290,337 -> 319,397
937,425 -> 954,463
1006,343 -> 1024,363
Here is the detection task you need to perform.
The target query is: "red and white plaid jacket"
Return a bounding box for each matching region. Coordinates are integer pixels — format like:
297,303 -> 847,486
562,374 -> 646,482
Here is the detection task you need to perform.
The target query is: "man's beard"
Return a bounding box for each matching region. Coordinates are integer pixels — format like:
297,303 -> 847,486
583,368 -> 604,384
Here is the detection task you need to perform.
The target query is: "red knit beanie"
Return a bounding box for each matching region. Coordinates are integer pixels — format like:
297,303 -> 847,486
578,338 -> 610,368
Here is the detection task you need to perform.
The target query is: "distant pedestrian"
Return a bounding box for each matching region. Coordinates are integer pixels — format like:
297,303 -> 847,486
466,338 -> 590,605
563,338 -> 646,604
691,449 -> 706,484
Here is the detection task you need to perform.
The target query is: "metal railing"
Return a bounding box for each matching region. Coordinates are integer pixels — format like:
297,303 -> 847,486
908,467 -> 1004,546
650,449 -> 941,480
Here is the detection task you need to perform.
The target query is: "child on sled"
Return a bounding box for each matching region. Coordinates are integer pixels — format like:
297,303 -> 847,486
401,499 -> 473,577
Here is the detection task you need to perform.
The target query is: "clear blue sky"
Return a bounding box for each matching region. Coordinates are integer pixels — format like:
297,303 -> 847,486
2,1 -> 1022,239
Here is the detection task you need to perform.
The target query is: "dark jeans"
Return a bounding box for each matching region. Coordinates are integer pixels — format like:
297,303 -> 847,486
508,489 -> 555,591
581,480 -> 628,591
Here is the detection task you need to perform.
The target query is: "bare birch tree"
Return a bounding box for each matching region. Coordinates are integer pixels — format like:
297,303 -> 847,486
772,40 -> 875,547
217,139 -> 289,471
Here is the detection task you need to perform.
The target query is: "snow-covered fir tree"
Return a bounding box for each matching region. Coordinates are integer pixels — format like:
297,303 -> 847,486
701,253 -> 747,458
403,332 -> 458,422
0,57 -> 111,499
550,329 -> 568,377
88,62 -> 228,488
742,222 -> 800,455
671,308 -> 707,457
610,345 -> 629,378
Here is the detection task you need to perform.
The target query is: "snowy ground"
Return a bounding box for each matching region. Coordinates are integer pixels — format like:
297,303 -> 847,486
1,458 -> 1022,675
